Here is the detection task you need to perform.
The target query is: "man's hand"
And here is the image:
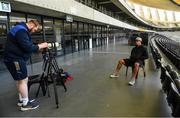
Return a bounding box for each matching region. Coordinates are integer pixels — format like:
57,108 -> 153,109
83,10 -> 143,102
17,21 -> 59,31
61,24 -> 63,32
38,42 -> 48,50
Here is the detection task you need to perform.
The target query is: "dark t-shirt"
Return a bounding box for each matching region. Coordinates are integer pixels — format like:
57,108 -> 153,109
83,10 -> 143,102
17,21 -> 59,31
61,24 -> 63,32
130,45 -> 148,61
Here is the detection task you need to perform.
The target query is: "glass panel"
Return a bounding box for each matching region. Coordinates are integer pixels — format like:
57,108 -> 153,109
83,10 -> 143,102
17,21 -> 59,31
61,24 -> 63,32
0,13 -> 7,70
54,19 -> 63,55
64,21 -> 72,54
96,26 -> 101,47
0,12 -> 7,21
92,25 -> 97,48
43,18 -> 54,42
78,22 -> 84,50
0,23 -> 7,71
0,23 -> 7,57
102,27 -> 105,45
84,23 -> 89,49
109,28 -> 114,43
72,21 -> 78,52
89,24 -> 93,39
88,24 -> 93,48
9,12 -> 26,28
0,12 -> 7,57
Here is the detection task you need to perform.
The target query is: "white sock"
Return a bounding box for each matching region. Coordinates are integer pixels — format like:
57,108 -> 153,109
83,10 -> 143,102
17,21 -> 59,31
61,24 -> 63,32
18,93 -> 22,101
130,78 -> 135,82
22,98 -> 29,106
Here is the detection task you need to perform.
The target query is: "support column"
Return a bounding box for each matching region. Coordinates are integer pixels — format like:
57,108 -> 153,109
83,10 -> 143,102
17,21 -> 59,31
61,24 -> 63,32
107,36 -> 109,45
113,35 -> 116,45
89,37 -> 92,49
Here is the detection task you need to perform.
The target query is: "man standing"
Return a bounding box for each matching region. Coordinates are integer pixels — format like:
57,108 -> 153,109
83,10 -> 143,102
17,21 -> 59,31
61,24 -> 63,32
110,37 -> 148,86
4,20 -> 48,111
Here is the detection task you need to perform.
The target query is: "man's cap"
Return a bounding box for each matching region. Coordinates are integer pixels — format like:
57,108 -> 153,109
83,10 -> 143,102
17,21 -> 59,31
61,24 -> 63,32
135,37 -> 142,42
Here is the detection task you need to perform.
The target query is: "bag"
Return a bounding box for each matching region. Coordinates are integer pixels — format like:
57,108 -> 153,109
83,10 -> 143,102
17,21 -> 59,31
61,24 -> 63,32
63,71 -> 73,82
56,71 -> 73,85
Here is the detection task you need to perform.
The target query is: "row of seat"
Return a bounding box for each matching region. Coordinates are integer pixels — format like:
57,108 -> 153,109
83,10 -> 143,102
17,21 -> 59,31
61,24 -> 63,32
156,37 -> 179,58
154,35 -> 180,70
149,36 -> 162,69
155,35 -> 180,57
150,35 -> 180,117
160,64 -> 180,117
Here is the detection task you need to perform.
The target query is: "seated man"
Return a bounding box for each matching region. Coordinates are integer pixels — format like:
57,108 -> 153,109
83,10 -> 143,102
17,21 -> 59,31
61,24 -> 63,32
110,37 -> 148,86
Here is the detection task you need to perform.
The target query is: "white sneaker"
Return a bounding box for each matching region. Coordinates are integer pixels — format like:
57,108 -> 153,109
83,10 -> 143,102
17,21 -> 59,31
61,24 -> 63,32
17,99 -> 35,107
110,74 -> 119,78
128,79 -> 135,86
20,100 -> 39,111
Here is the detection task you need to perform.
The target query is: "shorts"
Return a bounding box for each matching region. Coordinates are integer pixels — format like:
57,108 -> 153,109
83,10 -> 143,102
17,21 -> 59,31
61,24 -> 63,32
124,58 -> 144,67
4,60 -> 27,81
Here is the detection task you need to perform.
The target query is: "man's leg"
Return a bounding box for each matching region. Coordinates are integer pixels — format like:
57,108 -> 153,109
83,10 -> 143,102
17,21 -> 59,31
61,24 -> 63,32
114,59 -> 125,75
16,77 -> 39,111
16,77 -> 29,106
4,61 -> 38,111
110,59 -> 125,78
132,63 -> 140,79
129,63 -> 139,86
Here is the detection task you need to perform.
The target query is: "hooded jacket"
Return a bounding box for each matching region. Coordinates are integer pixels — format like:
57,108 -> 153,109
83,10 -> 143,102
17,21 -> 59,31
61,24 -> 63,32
4,22 -> 39,61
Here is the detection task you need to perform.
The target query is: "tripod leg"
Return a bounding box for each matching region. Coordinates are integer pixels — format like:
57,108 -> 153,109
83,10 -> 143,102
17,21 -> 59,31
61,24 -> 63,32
46,63 -> 53,97
52,59 -> 67,92
35,74 -> 47,97
35,78 -> 47,97
35,84 -> 41,98
59,73 -> 67,92
50,72 -> 59,108
42,75 -> 50,97
40,74 -> 48,96
45,77 -> 50,97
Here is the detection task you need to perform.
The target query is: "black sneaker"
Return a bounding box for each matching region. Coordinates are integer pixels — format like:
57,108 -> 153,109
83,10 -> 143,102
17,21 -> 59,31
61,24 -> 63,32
20,101 -> 39,111
17,99 -> 35,107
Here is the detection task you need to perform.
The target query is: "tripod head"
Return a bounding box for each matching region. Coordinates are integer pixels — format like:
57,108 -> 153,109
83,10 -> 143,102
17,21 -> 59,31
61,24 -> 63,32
42,42 -> 59,60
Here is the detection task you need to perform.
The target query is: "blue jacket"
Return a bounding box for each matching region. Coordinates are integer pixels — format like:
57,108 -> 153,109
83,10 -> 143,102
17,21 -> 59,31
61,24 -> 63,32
4,22 -> 39,61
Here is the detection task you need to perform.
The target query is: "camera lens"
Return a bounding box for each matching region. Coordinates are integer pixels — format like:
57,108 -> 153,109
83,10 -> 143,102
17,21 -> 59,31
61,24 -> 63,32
48,42 -> 59,49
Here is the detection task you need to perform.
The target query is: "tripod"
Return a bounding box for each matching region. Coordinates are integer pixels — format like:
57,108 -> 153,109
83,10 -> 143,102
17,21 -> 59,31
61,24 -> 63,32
35,49 -> 67,108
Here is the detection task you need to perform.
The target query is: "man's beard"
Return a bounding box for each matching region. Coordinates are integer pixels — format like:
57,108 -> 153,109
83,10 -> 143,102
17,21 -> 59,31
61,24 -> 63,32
29,30 -> 33,33
29,28 -> 34,33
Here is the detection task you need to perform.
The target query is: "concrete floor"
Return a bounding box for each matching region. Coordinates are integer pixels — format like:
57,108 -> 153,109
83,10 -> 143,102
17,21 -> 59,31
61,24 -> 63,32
0,40 -> 172,117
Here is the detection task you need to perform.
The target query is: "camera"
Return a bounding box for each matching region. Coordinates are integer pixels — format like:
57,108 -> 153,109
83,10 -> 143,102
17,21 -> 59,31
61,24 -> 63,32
42,42 -> 60,59
47,42 -> 59,49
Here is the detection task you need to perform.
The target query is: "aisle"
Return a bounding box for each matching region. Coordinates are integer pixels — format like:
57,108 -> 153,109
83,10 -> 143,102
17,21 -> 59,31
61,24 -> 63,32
0,42 -> 171,117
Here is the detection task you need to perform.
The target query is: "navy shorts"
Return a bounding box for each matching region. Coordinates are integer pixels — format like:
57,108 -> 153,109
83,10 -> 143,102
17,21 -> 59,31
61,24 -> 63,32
124,58 -> 144,67
4,60 -> 27,80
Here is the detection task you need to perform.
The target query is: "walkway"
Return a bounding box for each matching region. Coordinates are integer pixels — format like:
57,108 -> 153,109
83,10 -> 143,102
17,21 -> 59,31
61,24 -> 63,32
0,40 -> 171,117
